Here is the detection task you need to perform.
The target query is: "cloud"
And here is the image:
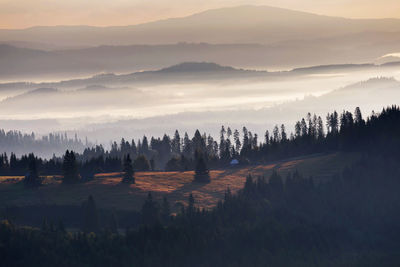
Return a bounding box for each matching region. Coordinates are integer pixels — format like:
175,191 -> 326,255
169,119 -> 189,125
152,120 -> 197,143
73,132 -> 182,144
382,53 -> 400,58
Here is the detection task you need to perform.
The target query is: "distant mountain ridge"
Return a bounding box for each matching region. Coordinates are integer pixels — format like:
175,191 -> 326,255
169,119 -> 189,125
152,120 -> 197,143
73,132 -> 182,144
2,4 -> 400,78
157,62 -> 237,73
1,5 -> 400,46
0,62 -> 262,91
2,87 -> 59,103
1,61 -> 400,93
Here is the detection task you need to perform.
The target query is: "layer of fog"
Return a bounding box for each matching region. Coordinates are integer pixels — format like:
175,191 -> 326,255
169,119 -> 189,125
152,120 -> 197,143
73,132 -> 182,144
0,65 -> 399,151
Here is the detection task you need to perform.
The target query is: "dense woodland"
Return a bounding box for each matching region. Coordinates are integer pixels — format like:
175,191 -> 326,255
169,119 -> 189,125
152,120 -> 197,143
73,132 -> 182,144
0,130 -> 87,159
0,106 -> 395,177
1,106 -> 400,266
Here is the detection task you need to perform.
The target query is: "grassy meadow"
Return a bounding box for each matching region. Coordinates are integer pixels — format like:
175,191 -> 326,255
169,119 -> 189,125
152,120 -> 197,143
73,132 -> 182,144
0,152 -> 358,212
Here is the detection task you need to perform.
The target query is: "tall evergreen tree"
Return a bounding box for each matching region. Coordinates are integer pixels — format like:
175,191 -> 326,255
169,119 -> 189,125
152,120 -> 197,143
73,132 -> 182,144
23,153 -> 41,187
317,116 -> 325,139
182,132 -> 192,157
354,107 -> 363,125
194,154 -> 210,183
273,125 -> 280,142
172,130 -> 181,155
133,155 -> 150,171
234,129 -> 241,152
141,136 -> 149,155
280,124 -> 287,142
187,193 -> 196,216
62,150 -> 80,184
122,154 -> 134,183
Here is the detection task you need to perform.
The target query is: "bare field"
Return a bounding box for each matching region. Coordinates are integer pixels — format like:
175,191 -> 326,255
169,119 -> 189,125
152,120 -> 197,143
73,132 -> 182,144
0,153 -> 357,211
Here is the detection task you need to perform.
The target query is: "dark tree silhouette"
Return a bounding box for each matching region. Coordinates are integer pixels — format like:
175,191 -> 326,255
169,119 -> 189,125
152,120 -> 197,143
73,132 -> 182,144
23,153 -> 41,187
4,106 -> 400,267
194,154 -> 210,183
62,150 -> 80,184
122,154 -> 135,183
187,193 -> 196,216
133,155 -> 150,171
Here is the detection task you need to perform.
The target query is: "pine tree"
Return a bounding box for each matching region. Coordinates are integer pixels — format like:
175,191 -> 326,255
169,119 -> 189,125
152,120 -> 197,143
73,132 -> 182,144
273,125 -> 280,142
194,154 -> 210,183
122,154 -> 134,183
234,129 -> 241,152
264,130 -> 270,145
24,153 -> 41,187
182,132 -> 192,157
294,121 -> 301,138
354,107 -> 363,125
280,124 -> 287,142
301,118 -> 308,136
172,130 -> 181,155
62,150 -> 80,184
133,155 -> 150,171
141,136 -> 149,155
187,193 -> 196,216
317,116 -> 325,139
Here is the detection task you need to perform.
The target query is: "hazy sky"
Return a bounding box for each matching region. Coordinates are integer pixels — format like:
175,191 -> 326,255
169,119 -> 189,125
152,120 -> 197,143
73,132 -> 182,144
0,0 -> 400,28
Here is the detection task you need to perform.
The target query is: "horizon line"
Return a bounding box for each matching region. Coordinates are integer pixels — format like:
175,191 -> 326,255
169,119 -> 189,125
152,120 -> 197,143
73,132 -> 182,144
0,4 -> 399,30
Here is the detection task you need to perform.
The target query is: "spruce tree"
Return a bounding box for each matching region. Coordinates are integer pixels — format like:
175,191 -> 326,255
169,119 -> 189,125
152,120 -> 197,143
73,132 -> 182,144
62,150 -> 80,184
122,154 -> 134,183
24,153 -> 41,187
187,193 -> 195,215
194,154 -> 210,183
133,155 -> 150,171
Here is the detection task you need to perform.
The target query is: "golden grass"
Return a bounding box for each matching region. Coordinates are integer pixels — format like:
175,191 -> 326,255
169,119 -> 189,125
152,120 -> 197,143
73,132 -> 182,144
0,152 -> 357,211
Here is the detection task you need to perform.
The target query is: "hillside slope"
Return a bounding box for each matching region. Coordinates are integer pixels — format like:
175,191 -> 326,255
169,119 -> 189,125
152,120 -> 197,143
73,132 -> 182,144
0,152 -> 357,212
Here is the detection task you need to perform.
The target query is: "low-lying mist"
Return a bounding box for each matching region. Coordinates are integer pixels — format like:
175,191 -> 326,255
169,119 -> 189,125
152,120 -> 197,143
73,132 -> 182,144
0,64 -> 399,155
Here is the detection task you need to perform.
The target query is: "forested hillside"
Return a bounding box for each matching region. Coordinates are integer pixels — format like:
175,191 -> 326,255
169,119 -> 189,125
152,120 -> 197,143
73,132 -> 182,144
0,130 -> 87,158
0,106 -> 395,176
1,106 -> 400,266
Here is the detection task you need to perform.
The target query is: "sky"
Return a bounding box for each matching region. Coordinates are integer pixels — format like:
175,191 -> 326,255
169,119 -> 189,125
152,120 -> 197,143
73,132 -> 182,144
0,0 -> 400,29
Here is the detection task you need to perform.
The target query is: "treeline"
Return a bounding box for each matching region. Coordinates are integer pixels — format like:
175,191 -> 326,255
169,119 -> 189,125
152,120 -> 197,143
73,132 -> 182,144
1,149 -> 400,266
79,105 -> 400,170
0,130 -> 88,158
1,106 -> 400,177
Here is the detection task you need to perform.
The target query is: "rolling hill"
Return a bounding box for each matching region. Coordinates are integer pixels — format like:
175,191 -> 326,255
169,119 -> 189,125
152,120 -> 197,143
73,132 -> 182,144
0,61 -> 264,92
0,152 -> 354,213
1,60 -> 398,92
